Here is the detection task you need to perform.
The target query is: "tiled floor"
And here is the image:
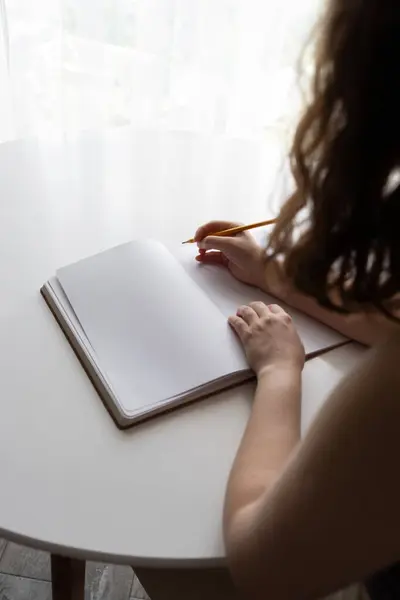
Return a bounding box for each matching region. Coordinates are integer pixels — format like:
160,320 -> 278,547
0,539 -> 149,600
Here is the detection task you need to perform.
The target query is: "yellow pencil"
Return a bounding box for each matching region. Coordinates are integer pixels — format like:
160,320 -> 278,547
182,218 -> 277,244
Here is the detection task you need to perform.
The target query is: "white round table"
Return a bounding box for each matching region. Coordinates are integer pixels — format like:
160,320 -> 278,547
0,127 -> 365,576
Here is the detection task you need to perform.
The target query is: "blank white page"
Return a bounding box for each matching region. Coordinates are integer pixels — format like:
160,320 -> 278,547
171,243 -> 346,356
57,240 -> 248,413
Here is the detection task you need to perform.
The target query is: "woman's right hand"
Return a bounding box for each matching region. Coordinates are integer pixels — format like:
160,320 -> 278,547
194,220 -> 266,289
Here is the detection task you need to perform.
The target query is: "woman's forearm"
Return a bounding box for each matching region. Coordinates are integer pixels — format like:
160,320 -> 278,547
279,288 -> 386,346
223,365 -> 301,544
262,259 -> 393,346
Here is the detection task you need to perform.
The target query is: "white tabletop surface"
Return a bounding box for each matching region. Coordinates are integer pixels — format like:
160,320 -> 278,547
0,127 -> 366,567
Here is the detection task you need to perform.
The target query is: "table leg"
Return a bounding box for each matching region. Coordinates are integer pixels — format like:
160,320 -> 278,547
134,566 -> 239,600
51,554 -> 86,600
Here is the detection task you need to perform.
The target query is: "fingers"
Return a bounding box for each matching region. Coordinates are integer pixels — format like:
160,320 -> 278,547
230,303 -> 270,342
197,235 -> 240,252
268,304 -> 292,322
195,221 -> 242,242
268,304 -> 286,315
229,302 -> 289,334
228,315 -> 249,342
195,251 -> 229,266
237,305 -> 258,325
249,302 -> 291,322
248,301 -> 270,318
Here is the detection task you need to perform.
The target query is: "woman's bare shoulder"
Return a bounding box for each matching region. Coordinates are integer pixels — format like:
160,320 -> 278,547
235,332 -> 400,600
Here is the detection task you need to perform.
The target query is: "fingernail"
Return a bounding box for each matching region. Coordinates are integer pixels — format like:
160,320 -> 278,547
198,241 -> 206,250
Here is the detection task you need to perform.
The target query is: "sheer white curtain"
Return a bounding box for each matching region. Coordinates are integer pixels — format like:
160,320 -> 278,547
0,0 -> 322,143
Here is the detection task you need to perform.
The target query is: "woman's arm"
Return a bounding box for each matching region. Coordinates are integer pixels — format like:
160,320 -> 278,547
195,220 -> 397,346
224,363 -> 301,529
224,322 -> 400,600
263,256 -> 395,347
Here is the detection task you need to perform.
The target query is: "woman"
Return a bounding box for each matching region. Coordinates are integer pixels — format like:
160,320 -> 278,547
136,0 -> 400,598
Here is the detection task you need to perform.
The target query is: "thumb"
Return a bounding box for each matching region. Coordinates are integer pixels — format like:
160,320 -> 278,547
198,235 -> 241,253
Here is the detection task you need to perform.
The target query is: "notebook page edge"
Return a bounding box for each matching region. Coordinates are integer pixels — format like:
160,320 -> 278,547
41,278 -> 132,426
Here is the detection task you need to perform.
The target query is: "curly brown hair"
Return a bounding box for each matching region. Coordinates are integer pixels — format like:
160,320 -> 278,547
267,0 -> 400,317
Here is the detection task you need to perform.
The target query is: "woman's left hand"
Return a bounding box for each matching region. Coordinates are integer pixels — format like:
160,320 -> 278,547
229,302 -> 305,377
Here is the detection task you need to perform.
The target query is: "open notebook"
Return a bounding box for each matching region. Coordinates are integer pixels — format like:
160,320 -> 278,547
41,239 -> 347,428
